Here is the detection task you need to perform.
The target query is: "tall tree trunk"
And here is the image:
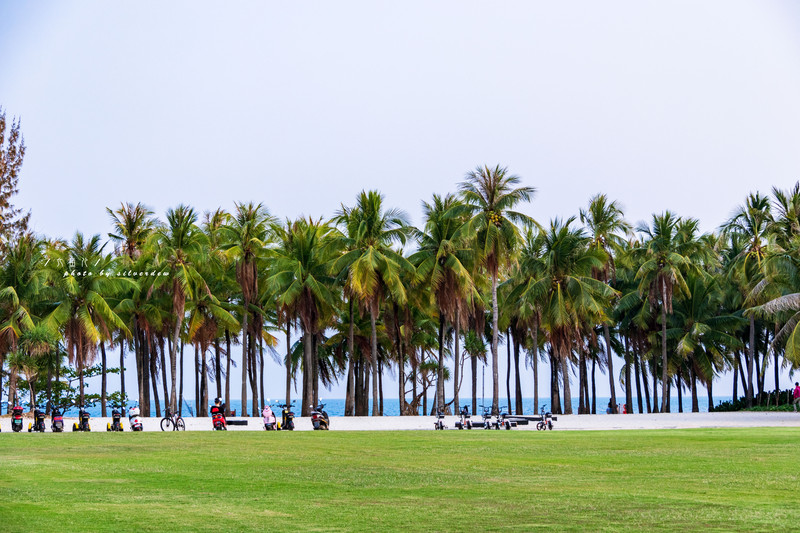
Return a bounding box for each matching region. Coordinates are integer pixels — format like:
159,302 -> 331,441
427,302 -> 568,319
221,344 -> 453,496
532,321 -> 539,415
732,355 -> 739,403
491,271 -> 500,414
624,335 -> 633,414
119,342 -> 126,408
641,349 -> 651,414
691,365 -> 699,412
250,332 -> 258,416
201,348 -> 209,417
345,357 -> 355,416
634,347 -> 643,414
590,355 -> 596,414
562,350 -> 573,415
652,350 -> 659,414
677,372 -> 683,413
215,338 -> 222,400
453,308 -> 460,414
707,379 -> 714,411
149,338 -> 160,417
312,334 -> 319,407
370,308 -> 380,416
604,324 -> 617,414
774,323 -> 780,407
241,304 -> 249,417
347,299 -> 355,415
578,348 -> 586,414
513,328 -> 522,415
660,280 -> 669,413
225,331 -> 231,417
746,316 -> 755,407
160,338 -> 169,412
170,312 -> 181,413
100,342 -> 107,417
436,315 -> 445,414
259,333 -> 265,412
471,343 -> 478,416
178,341 -> 184,415
506,328 -> 512,414
302,330 -> 313,416
285,322 -> 292,408
194,343 -> 200,417
378,360 -> 384,415
395,304 -> 407,415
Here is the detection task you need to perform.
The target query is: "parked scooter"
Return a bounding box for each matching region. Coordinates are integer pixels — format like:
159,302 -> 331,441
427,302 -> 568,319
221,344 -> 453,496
494,411 -> 512,430
28,405 -> 47,432
128,405 -> 143,431
278,402 -> 295,431
72,405 -> 91,432
210,399 -> 227,431
50,403 -> 65,432
454,405 -> 473,430
11,402 -> 24,432
311,403 -> 330,430
107,404 -> 124,431
434,410 -> 449,430
262,404 -> 277,431
481,407 -> 493,430
536,404 -> 554,431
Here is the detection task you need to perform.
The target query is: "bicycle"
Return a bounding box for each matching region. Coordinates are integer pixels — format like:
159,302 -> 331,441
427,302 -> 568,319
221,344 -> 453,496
160,407 -> 186,431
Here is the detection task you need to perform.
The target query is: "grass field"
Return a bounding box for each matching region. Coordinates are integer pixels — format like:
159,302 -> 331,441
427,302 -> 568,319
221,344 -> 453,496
1,428 -> 798,532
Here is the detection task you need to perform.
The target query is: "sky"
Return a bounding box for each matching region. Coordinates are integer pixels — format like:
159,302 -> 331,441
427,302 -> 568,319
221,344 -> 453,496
2,1 -> 800,405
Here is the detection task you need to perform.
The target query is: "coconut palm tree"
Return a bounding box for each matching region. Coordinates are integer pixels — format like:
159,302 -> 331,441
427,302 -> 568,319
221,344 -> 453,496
457,165 -> 535,414
580,194 -> 631,413
411,193 -> 475,414
221,202 -> 273,417
333,190 -> 413,416
267,218 -> 339,416
634,212 -> 695,412
44,233 -> 132,406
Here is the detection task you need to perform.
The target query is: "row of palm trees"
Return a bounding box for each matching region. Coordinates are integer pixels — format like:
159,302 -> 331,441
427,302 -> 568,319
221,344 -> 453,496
1,166 -> 799,417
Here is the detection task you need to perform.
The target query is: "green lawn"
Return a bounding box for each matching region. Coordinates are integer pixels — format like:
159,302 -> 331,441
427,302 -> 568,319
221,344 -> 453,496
1,428 -> 798,532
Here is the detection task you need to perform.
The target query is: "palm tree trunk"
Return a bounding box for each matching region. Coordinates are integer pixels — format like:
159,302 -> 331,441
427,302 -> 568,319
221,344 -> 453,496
746,316 -> 755,407
100,342 -> 107,417
160,338 -> 169,412
652,349 -> 659,413
491,271 -> 500,415
774,323 -> 780,407
660,280 -> 668,413
604,324 -> 617,413
707,379 -> 714,411
225,330 -> 231,417
202,348 -> 209,416
194,343 -> 200,416
149,339 -> 160,417
250,333 -> 259,416
562,350 -> 573,415
437,314 -> 445,414
589,355 -> 595,414
506,328 -> 512,414
453,308 -> 460,414
119,342 -> 126,408
302,330 -> 313,417
513,329 -> 522,415
471,347 -> 477,416
691,365 -> 699,412
285,322 -> 292,408
241,303 -> 249,417
259,333 -> 265,412
395,304 -> 407,415
624,335 -> 632,414
634,347 -> 643,413
676,372 -> 683,413
370,308 -> 380,416
532,321 -> 539,415
215,339 -> 222,400
170,313 -> 181,413
347,299 -> 355,416
179,341 -> 184,415
578,348 -> 586,414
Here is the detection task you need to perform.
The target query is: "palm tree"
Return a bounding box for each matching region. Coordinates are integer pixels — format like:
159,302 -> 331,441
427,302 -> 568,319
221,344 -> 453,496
634,212 -> 694,412
221,202 -> 273,417
333,190 -> 413,416
508,218 -> 613,414
457,165 -> 535,414
722,193 -> 773,407
580,194 -> 631,413
44,233 -> 132,406
267,218 -> 339,416
154,205 -> 213,413
411,193 -> 474,414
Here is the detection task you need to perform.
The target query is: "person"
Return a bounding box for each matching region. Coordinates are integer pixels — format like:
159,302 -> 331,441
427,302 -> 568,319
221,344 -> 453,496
793,382 -> 800,412
606,400 -> 613,414
210,398 -> 227,428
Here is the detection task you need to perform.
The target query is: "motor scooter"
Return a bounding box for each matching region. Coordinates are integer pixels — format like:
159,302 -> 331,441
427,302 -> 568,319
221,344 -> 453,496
278,402 -> 295,431
434,410 -> 447,430
72,405 -> 91,432
128,405 -> 143,431
454,405 -> 473,430
28,405 -> 47,432
11,402 -> 24,432
494,411 -> 512,430
262,404 -> 277,430
107,405 -> 124,431
536,404 -> 554,431
50,403 -> 65,432
481,407 -> 493,430
310,402 -> 329,430
210,402 -> 227,431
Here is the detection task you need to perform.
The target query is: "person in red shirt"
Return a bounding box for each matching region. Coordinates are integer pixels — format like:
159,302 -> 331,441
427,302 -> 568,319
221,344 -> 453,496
793,382 -> 800,412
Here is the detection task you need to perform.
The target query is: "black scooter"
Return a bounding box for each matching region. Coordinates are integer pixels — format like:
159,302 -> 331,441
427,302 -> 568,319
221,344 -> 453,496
11,403 -> 24,432
278,402 -> 295,431
454,405 -> 473,430
311,402 -> 329,430
72,405 -> 91,432
107,405 -> 124,431
494,411 -> 512,430
50,404 -> 65,433
28,405 -> 46,433
434,410 -> 447,430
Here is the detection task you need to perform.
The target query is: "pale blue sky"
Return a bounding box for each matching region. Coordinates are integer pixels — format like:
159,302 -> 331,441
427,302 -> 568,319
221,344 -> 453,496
2,1 -> 799,403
